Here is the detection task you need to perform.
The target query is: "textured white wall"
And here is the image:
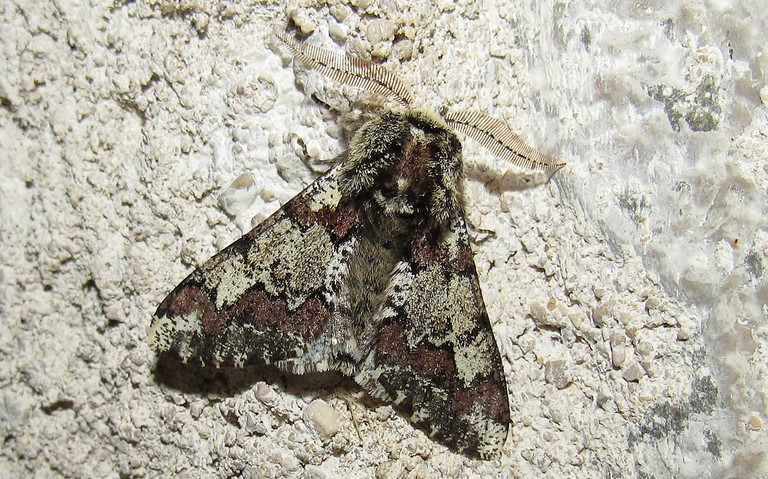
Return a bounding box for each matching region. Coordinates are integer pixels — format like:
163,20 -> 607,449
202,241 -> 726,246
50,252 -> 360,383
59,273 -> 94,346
1,1 -> 765,477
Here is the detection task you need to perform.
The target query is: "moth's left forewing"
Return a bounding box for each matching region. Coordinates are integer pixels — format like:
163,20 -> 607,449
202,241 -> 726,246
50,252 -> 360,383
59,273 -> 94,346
148,166 -> 361,369
355,215 -> 511,460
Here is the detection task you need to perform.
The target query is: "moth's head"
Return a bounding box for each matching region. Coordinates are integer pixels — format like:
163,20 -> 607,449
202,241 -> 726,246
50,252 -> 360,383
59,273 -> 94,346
340,109 -> 466,232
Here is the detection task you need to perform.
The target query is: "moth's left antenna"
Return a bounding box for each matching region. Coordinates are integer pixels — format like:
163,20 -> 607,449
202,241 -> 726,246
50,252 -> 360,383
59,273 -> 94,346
275,29 -> 414,107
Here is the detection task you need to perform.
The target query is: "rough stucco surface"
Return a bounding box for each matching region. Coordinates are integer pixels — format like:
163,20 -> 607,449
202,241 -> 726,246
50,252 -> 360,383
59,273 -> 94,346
1,1 -> 766,478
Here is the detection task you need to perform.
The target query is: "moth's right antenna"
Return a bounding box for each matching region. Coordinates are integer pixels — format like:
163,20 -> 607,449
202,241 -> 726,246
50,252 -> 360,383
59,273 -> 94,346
275,30 -> 414,107
444,110 -> 565,173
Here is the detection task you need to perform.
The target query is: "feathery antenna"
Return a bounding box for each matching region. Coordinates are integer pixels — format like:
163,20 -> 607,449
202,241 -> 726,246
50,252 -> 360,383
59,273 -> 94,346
444,110 -> 565,172
275,30 -> 414,107
275,30 -> 564,173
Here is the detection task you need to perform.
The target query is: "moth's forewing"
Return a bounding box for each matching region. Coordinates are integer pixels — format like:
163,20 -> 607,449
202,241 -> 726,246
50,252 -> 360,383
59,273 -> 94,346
355,217 -> 510,459
149,167 -> 362,369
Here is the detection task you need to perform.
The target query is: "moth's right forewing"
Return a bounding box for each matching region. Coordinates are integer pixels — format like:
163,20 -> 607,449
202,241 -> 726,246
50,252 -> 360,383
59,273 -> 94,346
355,216 -> 511,460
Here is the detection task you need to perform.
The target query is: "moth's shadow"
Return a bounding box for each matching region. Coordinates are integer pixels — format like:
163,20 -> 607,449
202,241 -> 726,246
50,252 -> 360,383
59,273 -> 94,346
467,165 -> 557,193
152,355 -> 361,400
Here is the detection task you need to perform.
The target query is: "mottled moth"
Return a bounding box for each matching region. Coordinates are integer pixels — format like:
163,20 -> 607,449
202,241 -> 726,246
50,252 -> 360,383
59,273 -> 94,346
148,30 -> 563,460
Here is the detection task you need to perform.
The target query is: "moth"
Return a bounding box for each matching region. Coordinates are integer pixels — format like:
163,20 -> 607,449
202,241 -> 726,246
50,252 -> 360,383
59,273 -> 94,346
148,30 -> 563,460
